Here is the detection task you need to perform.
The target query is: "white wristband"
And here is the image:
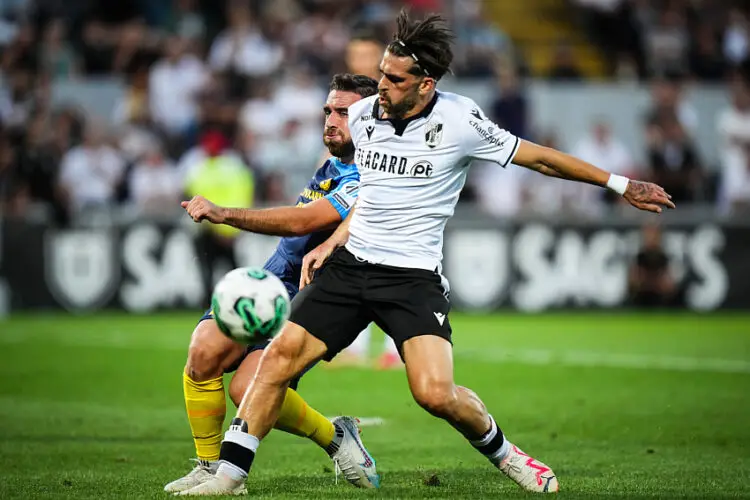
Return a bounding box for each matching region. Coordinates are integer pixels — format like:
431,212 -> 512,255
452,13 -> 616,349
606,174 -> 630,196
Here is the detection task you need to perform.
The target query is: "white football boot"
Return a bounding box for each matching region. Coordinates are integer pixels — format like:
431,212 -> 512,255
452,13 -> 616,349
330,416 -> 380,488
164,460 -> 217,493
175,470 -> 247,496
498,443 -> 559,493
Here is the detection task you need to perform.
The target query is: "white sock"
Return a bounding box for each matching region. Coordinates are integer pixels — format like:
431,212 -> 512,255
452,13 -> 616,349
199,459 -> 220,473
470,415 -> 510,465
217,461 -> 247,481
491,436 -> 511,464
345,324 -> 371,356
217,428 -> 259,480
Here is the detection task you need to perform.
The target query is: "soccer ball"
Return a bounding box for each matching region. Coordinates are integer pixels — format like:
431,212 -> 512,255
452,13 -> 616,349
210,267 -> 291,345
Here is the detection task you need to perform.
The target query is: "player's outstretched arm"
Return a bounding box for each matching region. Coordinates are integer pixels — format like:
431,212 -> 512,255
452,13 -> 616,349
512,140 -> 676,214
299,206 -> 356,289
181,195 -> 342,236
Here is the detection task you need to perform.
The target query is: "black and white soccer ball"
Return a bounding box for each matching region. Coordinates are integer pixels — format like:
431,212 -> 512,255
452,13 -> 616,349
211,267 -> 290,345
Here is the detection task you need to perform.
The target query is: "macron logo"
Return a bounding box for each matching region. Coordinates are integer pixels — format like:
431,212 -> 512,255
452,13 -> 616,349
434,312 -> 446,326
470,107 -> 484,121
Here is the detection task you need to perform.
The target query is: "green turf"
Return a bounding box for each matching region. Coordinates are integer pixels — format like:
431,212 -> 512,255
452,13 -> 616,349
0,312 -> 748,499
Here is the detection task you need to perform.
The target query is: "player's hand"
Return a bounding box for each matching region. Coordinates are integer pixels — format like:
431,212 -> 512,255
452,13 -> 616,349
300,242 -> 336,290
181,195 -> 226,224
623,180 -> 676,214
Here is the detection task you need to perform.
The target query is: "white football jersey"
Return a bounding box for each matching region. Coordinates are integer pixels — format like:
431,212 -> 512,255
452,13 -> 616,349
345,91 -> 519,271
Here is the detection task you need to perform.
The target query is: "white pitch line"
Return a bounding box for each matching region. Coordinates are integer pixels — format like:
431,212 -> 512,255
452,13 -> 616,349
0,396 -> 186,419
3,328 -> 747,375
0,329 -> 187,351
455,347 -> 750,374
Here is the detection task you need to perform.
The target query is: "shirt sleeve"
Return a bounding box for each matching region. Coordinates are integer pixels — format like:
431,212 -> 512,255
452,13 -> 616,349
348,108 -> 361,150
463,103 -> 520,168
324,175 -> 359,219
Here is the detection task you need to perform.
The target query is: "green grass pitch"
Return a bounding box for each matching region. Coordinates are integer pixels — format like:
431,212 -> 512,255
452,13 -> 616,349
0,312 -> 748,499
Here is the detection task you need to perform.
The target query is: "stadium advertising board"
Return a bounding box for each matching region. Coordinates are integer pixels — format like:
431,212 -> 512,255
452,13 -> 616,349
2,219 -> 748,313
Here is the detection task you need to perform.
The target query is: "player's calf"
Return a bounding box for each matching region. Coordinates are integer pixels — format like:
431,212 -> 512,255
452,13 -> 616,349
404,337 -> 490,436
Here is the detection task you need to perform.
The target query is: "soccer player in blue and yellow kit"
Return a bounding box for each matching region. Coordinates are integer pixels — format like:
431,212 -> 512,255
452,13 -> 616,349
164,74 -> 380,494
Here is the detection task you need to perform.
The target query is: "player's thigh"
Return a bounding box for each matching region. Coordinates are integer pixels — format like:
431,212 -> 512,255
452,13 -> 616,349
288,249 -> 371,361
186,311 -> 247,378
402,334 -> 456,406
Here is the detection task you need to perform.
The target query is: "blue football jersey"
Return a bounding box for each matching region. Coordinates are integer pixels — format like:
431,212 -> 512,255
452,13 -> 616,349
262,158 -> 359,297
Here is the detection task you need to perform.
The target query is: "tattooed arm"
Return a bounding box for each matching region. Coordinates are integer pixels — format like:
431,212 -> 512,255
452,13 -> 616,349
512,140 -> 676,214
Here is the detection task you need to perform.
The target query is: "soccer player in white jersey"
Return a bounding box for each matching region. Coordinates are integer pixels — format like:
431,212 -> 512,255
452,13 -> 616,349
179,10 -> 674,496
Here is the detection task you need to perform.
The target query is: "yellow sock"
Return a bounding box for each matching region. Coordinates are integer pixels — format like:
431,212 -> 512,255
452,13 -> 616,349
275,388 -> 336,451
183,372 -> 226,462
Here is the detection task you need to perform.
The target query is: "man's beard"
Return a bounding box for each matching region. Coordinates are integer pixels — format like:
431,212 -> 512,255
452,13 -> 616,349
381,89 -> 419,119
324,137 -> 355,159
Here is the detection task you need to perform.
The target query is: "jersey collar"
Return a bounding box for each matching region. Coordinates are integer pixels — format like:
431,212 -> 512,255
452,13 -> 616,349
372,91 -> 440,137
330,156 -> 354,168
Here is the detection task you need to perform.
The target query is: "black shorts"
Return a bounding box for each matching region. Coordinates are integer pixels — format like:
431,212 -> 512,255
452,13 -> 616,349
197,310 -> 310,391
290,247 -> 452,361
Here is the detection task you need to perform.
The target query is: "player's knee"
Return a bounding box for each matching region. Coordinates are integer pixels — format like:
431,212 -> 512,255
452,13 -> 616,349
412,380 -> 459,418
186,341 -> 225,381
186,325 -> 234,381
186,320 -> 242,381
259,324 -> 315,382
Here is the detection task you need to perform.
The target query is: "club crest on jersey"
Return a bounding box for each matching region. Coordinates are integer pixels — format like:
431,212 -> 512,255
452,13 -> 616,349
319,178 -> 332,191
425,120 -> 443,148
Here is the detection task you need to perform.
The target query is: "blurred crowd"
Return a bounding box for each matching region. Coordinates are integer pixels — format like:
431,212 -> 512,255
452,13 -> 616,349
0,0 -> 513,225
572,0 -> 750,81
474,71 -> 750,218
0,0 -> 749,228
